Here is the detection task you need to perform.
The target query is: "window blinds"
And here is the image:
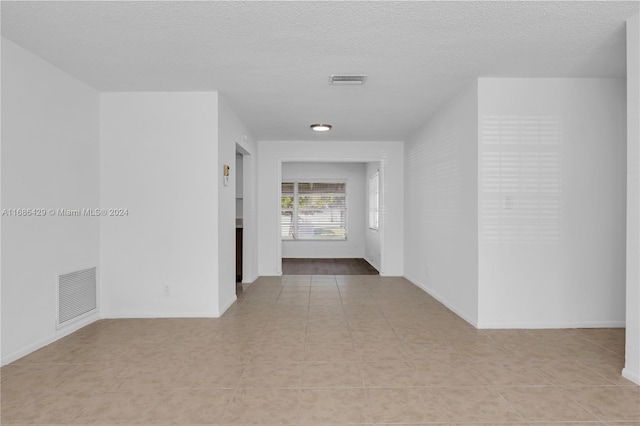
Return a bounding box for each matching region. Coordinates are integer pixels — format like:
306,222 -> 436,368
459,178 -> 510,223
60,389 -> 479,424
281,181 -> 347,240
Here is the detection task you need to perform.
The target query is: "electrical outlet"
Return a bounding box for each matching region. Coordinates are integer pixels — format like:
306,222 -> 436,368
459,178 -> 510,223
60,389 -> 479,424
163,285 -> 171,296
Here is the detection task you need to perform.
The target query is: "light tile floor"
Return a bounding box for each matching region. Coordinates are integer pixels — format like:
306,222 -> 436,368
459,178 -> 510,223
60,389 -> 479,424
1,275 -> 638,425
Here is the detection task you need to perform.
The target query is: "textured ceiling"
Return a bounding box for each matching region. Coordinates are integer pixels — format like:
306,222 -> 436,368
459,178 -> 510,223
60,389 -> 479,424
2,1 -> 638,141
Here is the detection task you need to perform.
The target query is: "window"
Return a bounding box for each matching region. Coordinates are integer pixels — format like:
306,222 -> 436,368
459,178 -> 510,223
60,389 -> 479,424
281,181 -> 347,240
369,170 -> 379,230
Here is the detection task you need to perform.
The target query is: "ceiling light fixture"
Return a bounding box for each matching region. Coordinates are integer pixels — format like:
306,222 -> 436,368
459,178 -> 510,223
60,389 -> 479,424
310,124 -> 332,132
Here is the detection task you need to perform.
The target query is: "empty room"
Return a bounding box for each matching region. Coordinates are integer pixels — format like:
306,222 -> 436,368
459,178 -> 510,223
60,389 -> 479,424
2,1 -> 640,424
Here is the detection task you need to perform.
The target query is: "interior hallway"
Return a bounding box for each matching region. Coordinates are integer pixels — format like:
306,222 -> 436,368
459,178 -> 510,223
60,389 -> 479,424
2,275 -> 637,424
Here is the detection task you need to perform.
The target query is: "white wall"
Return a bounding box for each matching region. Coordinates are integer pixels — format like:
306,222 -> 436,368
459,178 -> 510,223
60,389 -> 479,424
477,78 -> 626,328
365,161 -> 381,271
625,13 -> 640,386
404,81 -> 480,325
1,38 -> 100,364
100,92 -> 220,317
258,141 -> 404,276
218,96 -> 257,303
281,162 -> 365,259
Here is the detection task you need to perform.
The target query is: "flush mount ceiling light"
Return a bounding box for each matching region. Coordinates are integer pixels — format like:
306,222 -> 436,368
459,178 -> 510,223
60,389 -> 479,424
329,75 -> 368,85
310,124 -> 332,132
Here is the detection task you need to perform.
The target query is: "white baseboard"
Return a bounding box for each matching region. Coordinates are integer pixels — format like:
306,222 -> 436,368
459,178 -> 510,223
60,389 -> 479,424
363,255 -> 380,272
404,274 -> 478,328
106,298 -> 237,319
622,367 -> 640,386
477,320 -> 626,329
104,311 -> 218,319
217,295 -> 237,317
404,275 -> 625,330
281,255 -> 360,259
242,273 -> 259,284
1,311 -> 101,366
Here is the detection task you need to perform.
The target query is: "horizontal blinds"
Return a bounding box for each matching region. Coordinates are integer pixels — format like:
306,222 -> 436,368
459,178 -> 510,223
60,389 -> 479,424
281,182 -> 295,239
298,182 -> 345,194
281,181 -> 347,240
282,182 -> 294,196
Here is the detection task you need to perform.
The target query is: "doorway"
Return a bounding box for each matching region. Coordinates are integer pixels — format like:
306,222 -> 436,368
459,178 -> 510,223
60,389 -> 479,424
235,151 -> 244,294
279,160 -> 383,274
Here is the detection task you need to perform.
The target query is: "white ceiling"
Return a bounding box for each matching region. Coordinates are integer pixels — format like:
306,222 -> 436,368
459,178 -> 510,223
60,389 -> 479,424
2,1 -> 638,141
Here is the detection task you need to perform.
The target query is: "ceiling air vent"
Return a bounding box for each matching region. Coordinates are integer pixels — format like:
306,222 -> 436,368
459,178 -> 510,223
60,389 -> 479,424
329,75 -> 368,85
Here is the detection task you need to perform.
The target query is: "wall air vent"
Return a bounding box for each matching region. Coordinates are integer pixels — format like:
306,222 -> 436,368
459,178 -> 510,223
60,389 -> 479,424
57,267 -> 97,328
329,75 -> 368,85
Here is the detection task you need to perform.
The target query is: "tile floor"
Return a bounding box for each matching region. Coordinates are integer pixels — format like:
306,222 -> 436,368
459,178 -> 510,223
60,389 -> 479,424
1,275 -> 638,425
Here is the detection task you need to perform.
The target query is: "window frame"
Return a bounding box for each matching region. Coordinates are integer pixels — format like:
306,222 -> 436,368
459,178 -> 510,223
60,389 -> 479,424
281,179 -> 348,241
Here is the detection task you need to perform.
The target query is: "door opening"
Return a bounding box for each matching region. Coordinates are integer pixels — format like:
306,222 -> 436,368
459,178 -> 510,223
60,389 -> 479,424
235,151 -> 244,294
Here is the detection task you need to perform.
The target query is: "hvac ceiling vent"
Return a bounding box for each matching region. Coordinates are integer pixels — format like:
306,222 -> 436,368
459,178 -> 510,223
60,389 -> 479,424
329,75 -> 368,85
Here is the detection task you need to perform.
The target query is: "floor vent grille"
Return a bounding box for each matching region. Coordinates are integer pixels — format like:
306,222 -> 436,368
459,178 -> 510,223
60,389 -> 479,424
57,267 -> 97,328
